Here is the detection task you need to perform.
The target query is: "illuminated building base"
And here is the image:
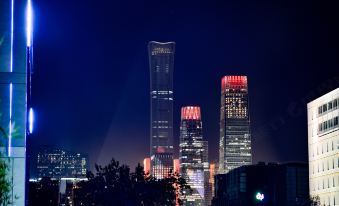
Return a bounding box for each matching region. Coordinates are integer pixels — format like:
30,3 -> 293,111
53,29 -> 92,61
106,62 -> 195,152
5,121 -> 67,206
151,153 -> 173,179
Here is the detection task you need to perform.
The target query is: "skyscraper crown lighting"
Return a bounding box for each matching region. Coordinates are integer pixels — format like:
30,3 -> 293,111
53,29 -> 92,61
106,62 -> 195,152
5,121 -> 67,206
222,75 -> 248,90
181,106 -> 201,120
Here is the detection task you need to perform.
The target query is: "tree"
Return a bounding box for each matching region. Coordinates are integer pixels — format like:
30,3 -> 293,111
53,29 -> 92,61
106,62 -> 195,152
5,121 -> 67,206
73,158 -> 191,206
28,177 -> 59,206
0,126 -> 11,206
309,196 -> 321,206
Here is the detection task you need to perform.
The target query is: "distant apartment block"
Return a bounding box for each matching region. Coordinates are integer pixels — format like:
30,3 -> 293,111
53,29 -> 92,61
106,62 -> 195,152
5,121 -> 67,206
36,146 -> 88,179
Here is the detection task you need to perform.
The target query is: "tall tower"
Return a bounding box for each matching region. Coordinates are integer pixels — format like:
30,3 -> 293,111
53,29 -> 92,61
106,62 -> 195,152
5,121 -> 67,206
0,0 -> 33,204
219,76 -> 251,174
307,88 -> 339,206
179,106 -> 205,205
148,41 -> 175,179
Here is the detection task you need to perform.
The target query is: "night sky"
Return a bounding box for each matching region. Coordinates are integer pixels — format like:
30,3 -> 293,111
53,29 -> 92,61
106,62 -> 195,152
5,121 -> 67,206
31,0 -> 339,172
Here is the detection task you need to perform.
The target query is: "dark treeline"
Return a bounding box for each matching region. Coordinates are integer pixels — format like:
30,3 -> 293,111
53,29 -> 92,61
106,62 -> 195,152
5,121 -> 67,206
29,158 -> 191,206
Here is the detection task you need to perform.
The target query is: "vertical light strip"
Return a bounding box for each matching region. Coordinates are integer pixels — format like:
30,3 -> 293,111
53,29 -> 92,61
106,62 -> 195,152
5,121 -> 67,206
10,0 -> 14,72
8,0 -> 14,157
29,108 -> 34,133
8,83 -> 13,157
26,0 -> 32,47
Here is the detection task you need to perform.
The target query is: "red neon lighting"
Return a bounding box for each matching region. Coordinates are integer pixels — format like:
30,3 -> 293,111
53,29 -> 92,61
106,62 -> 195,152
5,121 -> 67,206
181,106 -> 201,120
221,75 -> 248,90
173,159 -> 180,174
143,158 -> 151,175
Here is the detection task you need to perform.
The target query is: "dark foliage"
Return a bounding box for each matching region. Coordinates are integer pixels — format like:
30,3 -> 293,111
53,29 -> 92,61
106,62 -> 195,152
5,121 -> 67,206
0,126 -> 11,206
28,177 -> 59,206
73,158 -> 191,206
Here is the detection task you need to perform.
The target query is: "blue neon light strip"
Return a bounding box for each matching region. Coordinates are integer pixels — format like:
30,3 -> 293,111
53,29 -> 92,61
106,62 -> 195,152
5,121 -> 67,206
26,0 -> 32,47
29,108 -> 33,133
8,83 -> 13,157
10,0 -> 14,72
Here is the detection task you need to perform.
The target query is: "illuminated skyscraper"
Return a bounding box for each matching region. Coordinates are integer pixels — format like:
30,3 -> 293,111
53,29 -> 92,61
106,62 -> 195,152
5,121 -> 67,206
180,106 -> 205,205
0,0 -> 33,204
219,76 -> 251,174
307,88 -> 339,206
148,41 -> 175,179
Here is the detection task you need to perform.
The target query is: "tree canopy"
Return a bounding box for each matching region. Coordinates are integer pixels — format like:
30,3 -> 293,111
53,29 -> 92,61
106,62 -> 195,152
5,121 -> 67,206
73,158 -> 191,206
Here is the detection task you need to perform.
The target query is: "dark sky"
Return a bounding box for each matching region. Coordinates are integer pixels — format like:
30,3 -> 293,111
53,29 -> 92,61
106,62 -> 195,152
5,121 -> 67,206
31,0 -> 339,172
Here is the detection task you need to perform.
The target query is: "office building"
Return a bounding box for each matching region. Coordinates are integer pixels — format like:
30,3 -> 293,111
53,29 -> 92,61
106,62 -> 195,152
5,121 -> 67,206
36,146 -> 88,179
219,76 -> 251,174
212,162 -> 309,206
179,106 -> 205,205
0,0 -> 33,204
148,41 -> 175,179
307,88 -> 339,206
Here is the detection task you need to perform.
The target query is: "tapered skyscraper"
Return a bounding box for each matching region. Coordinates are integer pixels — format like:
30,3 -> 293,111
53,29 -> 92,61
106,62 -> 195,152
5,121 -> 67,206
148,41 -> 175,179
179,106 -> 205,205
219,76 -> 251,174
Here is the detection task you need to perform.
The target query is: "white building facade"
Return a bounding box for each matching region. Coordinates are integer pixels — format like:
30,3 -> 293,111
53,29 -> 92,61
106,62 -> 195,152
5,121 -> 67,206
308,88 -> 339,206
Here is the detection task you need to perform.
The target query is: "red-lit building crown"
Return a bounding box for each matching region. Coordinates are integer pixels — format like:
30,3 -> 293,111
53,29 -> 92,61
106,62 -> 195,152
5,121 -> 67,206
181,106 -> 201,120
221,75 -> 248,90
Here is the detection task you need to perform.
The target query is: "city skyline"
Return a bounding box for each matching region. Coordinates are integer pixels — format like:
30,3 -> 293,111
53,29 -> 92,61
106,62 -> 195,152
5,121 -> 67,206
30,0 -> 339,170
1,0 -> 339,205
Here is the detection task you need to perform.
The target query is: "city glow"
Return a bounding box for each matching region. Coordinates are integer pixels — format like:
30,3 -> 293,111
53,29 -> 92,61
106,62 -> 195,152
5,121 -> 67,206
256,192 -> 264,201
29,107 -> 34,133
26,0 -> 33,47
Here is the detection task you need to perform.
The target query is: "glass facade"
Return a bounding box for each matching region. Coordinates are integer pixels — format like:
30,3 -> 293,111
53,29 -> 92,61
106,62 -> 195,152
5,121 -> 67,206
179,106 -> 205,205
148,41 -> 175,179
0,0 -> 32,204
219,76 -> 251,174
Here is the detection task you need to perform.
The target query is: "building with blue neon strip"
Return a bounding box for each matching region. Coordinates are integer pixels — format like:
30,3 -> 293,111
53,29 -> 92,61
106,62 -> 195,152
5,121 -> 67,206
0,0 -> 33,205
